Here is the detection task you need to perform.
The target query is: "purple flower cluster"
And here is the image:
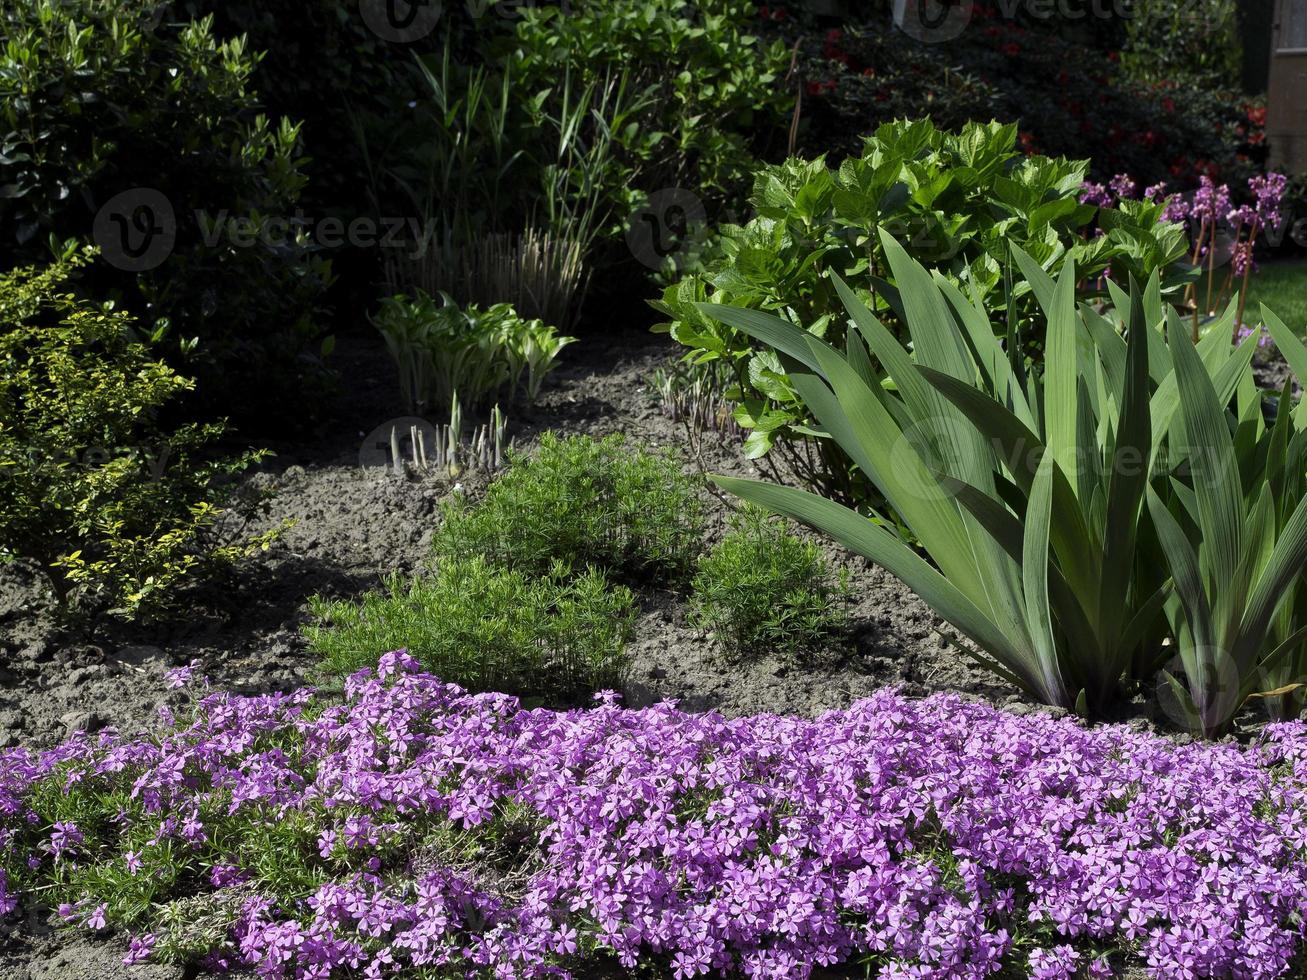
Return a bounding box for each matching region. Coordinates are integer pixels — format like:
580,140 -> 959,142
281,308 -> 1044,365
1082,172 -> 1288,235
3,651 -> 1307,979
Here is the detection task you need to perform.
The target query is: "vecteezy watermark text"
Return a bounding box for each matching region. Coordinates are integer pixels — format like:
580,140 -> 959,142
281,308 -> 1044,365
358,0 -> 571,42
92,187 -> 439,272
892,0 -> 1133,44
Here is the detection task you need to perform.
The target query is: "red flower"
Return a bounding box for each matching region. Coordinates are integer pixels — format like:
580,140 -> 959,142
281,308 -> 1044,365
1162,97 -> 1175,113
1002,42 -> 1020,57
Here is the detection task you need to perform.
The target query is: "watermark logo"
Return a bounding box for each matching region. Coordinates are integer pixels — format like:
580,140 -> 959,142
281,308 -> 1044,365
892,0 -> 973,44
359,0 -> 443,42
93,188 -> 176,272
93,189 -> 440,268
359,417 -> 440,470
625,189 -> 707,272
1154,646 -> 1241,734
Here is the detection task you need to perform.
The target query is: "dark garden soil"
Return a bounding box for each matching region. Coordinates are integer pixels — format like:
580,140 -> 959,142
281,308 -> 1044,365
0,323 -> 1174,978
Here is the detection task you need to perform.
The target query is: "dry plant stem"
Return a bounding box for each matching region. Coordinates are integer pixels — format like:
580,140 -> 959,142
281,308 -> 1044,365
1189,218 -> 1208,342
1205,219 -> 1218,316
1233,218 -> 1260,335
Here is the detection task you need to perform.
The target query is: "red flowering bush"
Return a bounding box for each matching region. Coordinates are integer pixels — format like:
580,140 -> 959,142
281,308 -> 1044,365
787,16 -> 1264,191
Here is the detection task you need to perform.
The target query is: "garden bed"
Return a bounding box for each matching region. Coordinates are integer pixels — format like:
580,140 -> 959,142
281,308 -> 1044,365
0,326 -> 1027,978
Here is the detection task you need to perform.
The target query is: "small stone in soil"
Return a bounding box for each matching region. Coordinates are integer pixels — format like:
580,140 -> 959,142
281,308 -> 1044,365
59,710 -> 105,735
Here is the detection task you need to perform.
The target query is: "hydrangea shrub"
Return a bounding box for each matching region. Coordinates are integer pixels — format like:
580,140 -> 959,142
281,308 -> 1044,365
2,652 -> 1306,978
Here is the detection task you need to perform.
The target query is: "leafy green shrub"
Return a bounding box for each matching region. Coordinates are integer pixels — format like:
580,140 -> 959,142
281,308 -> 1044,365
375,0 -> 791,321
709,231 -> 1307,733
372,291 -> 575,414
0,252 -> 285,619
304,558 -> 635,701
1120,0 -> 1241,89
0,0 -> 332,423
435,433 -> 704,584
657,118 -> 1191,505
691,506 -> 846,658
504,0 -> 791,209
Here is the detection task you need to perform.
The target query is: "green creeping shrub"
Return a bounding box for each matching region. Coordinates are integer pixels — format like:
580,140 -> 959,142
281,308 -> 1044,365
0,253 -> 286,620
691,506 -> 847,658
304,558 -> 635,702
657,118 -> 1192,506
372,291 -> 575,415
0,0 -> 332,424
435,433 -> 704,584
709,231 -> 1307,736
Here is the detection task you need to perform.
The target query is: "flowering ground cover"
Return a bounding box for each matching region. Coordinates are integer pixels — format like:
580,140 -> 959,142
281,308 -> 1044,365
1,650 -> 1306,979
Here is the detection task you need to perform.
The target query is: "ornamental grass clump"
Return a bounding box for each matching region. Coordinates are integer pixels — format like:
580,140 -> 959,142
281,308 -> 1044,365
691,505 -> 847,658
434,432 -> 705,584
303,557 -> 634,701
3,652 -> 1307,978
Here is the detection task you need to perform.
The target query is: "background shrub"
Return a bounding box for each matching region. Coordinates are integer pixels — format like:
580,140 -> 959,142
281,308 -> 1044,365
656,119 -> 1190,506
0,0 -> 332,425
372,0 -> 792,327
434,433 -> 704,584
1121,0 -> 1241,90
691,506 -> 846,658
304,558 -> 635,701
0,252 -> 285,620
792,15 -> 1265,191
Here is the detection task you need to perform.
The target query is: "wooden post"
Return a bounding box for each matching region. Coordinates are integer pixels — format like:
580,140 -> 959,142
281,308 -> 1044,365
1268,0 -> 1307,173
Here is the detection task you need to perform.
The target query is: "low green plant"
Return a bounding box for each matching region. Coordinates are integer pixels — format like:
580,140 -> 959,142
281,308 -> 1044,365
0,252 -> 285,619
434,433 -> 704,584
691,506 -> 847,658
304,557 -> 634,702
657,118 -> 1192,506
372,291 -> 574,414
704,232 -> 1283,726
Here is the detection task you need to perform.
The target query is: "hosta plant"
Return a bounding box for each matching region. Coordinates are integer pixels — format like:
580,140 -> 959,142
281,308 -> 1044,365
372,291 -> 574,414
705,233 -> 1280,724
